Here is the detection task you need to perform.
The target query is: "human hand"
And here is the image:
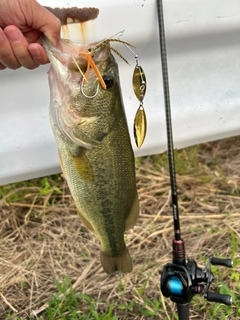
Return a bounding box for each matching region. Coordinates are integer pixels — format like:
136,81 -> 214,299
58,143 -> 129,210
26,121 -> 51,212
0,0 -> 61,70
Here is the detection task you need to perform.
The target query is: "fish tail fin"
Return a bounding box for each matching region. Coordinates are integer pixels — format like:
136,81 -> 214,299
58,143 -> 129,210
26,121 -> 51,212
100,247 -> 132,274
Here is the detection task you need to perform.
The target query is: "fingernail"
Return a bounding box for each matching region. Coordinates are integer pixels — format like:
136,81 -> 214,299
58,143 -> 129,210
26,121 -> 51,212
5,29 -> 21,42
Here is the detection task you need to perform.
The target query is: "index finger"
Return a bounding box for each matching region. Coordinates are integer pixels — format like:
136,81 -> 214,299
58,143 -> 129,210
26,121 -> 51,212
26,1 -> 61,46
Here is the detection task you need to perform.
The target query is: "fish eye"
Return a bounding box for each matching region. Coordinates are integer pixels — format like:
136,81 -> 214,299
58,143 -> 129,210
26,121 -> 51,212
102,75 -> 114,89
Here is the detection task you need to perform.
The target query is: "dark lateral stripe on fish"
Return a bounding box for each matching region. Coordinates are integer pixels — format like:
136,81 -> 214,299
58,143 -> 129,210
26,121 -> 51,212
45,6 -> 99,25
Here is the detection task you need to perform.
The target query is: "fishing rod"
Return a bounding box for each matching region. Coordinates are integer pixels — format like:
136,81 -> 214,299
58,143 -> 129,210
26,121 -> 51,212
156,0 -> 233,319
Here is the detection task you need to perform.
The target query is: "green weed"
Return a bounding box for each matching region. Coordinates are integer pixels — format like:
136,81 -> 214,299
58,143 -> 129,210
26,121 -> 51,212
0,174 -> 63,206
39,177 -> 62,196
41,277 -> 118,320
139,145 -> 199,175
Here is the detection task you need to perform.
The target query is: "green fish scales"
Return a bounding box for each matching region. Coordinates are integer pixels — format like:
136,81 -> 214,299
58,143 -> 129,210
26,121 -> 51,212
41,36 -> 139,274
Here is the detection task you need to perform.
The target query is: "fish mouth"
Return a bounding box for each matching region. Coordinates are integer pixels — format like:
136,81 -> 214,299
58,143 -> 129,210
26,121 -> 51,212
41,35 -> 111,84
41,35 -> 114,149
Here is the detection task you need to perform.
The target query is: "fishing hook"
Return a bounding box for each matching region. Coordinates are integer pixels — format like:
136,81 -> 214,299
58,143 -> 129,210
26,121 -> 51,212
81,79 -> 99,99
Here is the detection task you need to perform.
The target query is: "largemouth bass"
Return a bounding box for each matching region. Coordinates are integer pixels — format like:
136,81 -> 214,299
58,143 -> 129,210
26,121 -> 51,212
41,35 -> 139,274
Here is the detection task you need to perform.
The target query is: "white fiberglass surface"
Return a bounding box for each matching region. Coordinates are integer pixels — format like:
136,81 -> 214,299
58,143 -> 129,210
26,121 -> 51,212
1,0 -> 240,185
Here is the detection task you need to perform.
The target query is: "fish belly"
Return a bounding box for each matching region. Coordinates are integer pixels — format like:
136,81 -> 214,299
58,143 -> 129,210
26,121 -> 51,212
55,116 -> 139,274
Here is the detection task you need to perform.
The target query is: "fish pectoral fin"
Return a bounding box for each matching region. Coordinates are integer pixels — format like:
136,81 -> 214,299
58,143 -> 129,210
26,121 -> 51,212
77,209 -> 95,233
69,150 -> 94,183
125,192 -> 139,231
100,247 -> 132,274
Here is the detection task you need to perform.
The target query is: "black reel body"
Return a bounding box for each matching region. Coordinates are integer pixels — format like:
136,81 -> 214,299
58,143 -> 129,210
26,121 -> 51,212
161,255 -> 233,306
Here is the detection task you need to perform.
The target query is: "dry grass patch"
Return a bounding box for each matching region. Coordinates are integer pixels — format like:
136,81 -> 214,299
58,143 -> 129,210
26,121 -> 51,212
0,137 -> 240,319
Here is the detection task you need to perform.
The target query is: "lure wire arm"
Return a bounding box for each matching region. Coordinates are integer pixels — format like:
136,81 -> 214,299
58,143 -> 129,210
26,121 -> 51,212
156,0 -> 233,319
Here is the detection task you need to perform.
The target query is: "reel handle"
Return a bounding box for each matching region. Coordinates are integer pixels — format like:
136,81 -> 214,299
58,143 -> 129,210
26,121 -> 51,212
210,257 -> 233,268
206,292 -> 232,306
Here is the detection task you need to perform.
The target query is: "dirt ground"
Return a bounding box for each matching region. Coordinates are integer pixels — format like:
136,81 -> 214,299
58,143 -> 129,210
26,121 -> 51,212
0,136 -> 240,319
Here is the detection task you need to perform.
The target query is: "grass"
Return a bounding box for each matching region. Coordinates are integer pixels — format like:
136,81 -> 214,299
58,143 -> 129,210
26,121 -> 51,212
40,276 -> 163,319
1,136 -> 240,319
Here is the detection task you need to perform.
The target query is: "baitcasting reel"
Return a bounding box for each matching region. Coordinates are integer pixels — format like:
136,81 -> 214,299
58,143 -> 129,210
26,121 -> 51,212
160,243 -> 233,306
